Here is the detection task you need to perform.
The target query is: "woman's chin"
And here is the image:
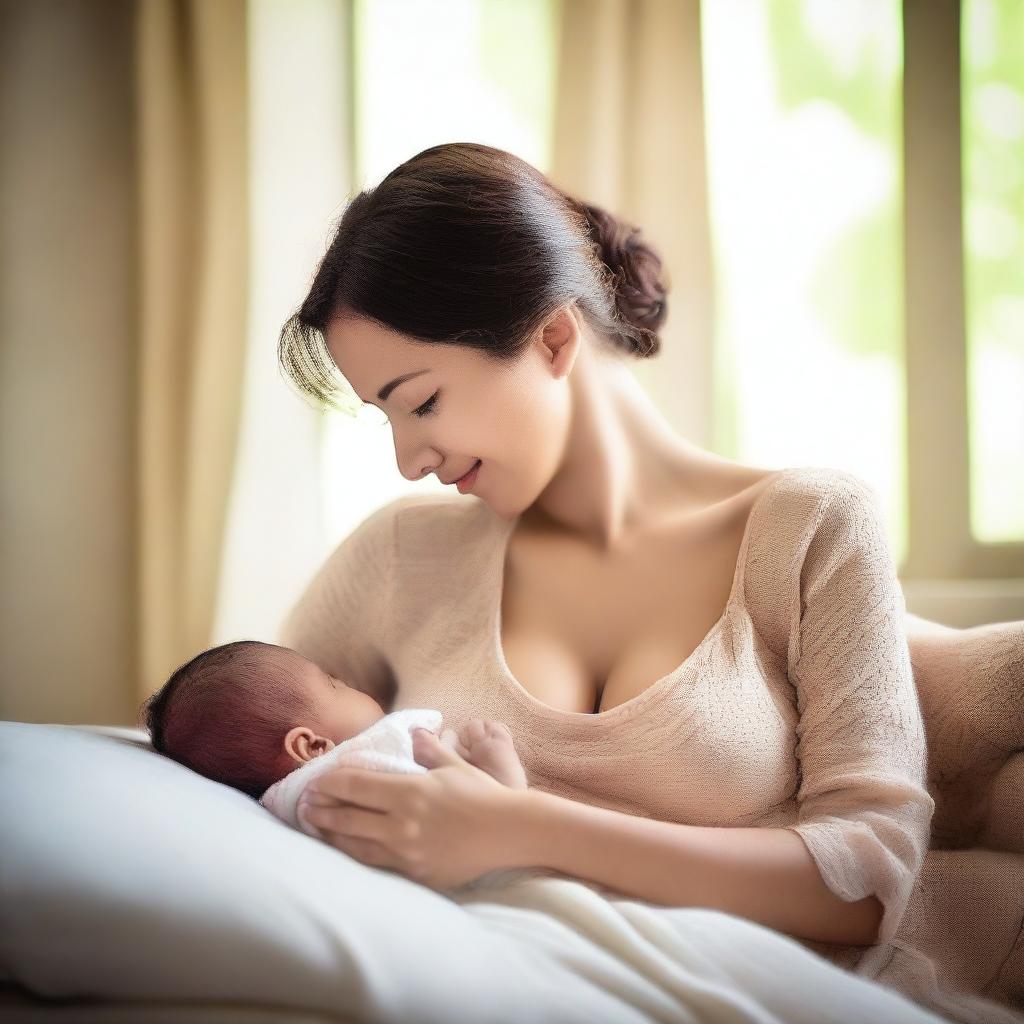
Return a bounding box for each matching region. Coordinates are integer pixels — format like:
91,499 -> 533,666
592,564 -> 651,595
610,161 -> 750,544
493,501 -> 526,522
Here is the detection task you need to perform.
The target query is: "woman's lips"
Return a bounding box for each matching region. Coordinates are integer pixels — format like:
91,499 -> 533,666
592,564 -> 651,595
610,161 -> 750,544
455,460 -> 482,493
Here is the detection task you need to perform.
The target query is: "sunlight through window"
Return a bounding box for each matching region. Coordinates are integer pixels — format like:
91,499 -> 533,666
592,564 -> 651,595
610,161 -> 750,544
701,0 -> 906,561
962,0 -> 1024,544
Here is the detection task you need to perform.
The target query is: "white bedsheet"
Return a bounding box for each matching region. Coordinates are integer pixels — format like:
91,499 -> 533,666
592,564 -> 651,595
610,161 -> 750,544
0,722 -> 948,1023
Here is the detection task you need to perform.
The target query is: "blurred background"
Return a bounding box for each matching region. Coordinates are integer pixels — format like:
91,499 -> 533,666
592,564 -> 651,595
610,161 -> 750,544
0,0 -> 1021,727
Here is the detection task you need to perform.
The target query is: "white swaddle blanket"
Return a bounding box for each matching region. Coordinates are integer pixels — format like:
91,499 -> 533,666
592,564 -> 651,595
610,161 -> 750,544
260,707 -> 542,893
260,708 -> 443,830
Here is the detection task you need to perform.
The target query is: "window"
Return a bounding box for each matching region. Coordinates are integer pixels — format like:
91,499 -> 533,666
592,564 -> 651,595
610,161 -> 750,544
323,0 -> 558,546
701,0 -> 906,561
306,0 -> 1022,624
962,0 -> 1024,546
700,0 -> 1022,622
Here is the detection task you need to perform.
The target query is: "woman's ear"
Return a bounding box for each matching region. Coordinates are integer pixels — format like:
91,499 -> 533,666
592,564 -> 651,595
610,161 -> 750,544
536,304 -> 581,380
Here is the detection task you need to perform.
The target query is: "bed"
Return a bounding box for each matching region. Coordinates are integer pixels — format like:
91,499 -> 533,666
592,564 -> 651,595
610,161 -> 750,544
0,614 -> 1020,1024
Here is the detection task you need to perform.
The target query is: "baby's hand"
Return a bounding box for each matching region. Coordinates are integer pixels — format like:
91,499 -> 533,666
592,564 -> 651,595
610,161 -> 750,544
441,718 -> 528,790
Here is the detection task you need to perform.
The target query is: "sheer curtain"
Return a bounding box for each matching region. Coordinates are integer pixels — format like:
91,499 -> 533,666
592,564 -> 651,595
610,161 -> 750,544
549,0 -> 716,450
211,0 -> 355,650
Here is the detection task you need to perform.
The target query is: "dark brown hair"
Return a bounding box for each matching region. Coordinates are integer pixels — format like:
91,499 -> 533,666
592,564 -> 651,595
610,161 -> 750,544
278,142 -> 670,408
139,641 -> 315,799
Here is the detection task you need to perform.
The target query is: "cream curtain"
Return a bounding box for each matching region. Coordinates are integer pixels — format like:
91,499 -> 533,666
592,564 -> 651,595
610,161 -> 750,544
136,0 -> 250,698
548,0 -> 715,449
211,0 -> 353,655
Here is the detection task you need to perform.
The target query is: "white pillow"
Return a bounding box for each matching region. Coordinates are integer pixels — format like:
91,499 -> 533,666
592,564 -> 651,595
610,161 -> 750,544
0,722 -> 950,1024
0,721 -> 603,1022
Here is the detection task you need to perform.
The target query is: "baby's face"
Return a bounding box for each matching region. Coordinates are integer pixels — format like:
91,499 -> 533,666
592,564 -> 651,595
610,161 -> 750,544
280,651 -> 386,767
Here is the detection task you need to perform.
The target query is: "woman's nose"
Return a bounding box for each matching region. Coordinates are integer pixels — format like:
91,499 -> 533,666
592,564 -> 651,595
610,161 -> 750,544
394,434 -> 438,482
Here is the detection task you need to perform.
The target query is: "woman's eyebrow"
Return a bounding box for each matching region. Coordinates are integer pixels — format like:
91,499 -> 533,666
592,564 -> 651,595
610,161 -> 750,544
377,369 -> 429,402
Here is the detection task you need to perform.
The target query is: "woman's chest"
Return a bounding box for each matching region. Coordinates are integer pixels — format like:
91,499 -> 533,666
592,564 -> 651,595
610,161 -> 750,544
499,489 -> 764,716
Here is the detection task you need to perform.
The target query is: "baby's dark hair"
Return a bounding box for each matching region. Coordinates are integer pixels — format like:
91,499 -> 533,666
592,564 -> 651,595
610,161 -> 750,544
140,640 -> 316,798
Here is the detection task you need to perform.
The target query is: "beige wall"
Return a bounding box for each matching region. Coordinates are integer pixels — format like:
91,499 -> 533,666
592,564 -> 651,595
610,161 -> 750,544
0,0 -> 137,724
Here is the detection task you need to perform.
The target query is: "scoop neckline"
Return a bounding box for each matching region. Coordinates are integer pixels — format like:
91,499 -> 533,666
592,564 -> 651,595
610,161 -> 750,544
490,467 -> 798,724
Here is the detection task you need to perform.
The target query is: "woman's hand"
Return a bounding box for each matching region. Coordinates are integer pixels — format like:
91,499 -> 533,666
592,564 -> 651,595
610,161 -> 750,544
296,727 -> 520,891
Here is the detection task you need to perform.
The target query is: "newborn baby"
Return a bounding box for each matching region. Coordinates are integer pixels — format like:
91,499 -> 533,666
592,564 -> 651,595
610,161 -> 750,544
140,639 -> 530,808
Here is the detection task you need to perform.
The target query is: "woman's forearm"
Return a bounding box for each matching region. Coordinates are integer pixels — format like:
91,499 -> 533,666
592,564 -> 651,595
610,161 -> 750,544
498,788 -> 883,947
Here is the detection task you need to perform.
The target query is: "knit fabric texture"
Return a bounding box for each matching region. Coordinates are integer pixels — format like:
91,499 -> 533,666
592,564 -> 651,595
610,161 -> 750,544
280,466 -> 1023,1024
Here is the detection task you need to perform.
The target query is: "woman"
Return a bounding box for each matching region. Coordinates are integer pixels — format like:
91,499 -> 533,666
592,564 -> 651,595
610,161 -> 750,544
277,143 -> 1023,1023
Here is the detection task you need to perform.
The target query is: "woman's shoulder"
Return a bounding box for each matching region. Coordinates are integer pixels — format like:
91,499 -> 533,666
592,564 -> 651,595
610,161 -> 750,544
741,463 -> 892,590
334,493 -> 505,572
699,457 -> 877,518
345,490 -> 480,531
768,463 -> 879,498
374,492 -> 506,555
753,464 -> 884,536
739,464 -> 895,662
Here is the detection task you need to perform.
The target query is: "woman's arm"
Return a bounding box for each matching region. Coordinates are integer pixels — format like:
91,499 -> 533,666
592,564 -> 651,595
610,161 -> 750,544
499,787 -> 883,947
300,729 -> 878,944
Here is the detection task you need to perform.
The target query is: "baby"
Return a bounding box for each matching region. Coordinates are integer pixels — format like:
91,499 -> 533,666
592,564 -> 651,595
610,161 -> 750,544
140,640 -> 530,805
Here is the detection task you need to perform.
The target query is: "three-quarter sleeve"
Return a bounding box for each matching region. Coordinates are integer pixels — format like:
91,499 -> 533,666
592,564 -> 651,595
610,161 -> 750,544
277,500 -> 399,705
782,472 -> 935,946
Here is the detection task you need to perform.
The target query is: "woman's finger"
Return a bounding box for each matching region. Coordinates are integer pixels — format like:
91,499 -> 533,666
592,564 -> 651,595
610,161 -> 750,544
303,791 -> 338,807
323,831 -> 398,873
300,800 -> 390,843
310,765 -> 405,811
307,815 -> 418,881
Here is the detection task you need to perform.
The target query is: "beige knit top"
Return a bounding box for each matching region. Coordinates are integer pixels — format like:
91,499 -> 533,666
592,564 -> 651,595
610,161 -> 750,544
280,466 -> 938,959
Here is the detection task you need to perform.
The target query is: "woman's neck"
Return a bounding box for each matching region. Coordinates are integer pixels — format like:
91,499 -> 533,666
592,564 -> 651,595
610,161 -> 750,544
522,346 -> 722,554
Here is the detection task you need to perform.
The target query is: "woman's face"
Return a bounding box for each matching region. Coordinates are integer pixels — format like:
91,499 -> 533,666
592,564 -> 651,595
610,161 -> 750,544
323,307 -> 580,519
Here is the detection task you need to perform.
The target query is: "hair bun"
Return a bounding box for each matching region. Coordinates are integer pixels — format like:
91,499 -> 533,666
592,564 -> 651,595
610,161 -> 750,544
280,144 -> 675,408
578,201 -> 668,358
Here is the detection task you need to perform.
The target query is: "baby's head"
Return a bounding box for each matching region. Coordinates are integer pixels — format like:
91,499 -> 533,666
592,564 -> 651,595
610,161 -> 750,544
140,641 -> 385,798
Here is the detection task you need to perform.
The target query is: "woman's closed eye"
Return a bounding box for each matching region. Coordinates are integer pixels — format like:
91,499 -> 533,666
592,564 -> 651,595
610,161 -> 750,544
413,391 -> 440,418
